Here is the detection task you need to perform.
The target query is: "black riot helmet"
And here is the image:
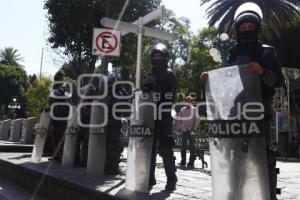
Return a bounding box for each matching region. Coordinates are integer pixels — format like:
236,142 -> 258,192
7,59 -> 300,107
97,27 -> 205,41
233,2 -> 263,45
150,43 -> 169,69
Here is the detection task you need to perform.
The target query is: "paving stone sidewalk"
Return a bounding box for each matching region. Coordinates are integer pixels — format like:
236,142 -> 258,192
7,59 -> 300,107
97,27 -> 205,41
0,150 -> 299,200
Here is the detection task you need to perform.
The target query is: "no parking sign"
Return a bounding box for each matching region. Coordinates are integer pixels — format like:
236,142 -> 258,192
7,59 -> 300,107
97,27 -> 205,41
92,28 -> 121,56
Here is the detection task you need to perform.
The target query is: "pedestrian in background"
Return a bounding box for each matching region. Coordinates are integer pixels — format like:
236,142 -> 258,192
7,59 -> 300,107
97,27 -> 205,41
176,96 -> 200,168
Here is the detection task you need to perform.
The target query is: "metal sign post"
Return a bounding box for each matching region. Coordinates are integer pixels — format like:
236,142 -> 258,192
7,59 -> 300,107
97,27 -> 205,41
100,6 -> 175,89
121,6 -> 165,36
136,17 -> 143,89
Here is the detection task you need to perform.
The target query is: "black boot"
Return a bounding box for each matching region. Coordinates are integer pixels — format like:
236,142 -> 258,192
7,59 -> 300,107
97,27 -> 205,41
149,177 -> 157,188
104,152 -> 120,175
179,160 -> 186,167
105,146 -> 121,175
187,161 -> 194,168
165,176 -> 178,191
160,149 -> 177,191
79,141 -> 88,167
104,160 -> 120,175
105,167 -> 120,175
180,150 -> 186,166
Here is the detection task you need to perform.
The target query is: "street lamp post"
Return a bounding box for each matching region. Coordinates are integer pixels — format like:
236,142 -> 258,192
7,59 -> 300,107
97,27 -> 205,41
209,33 -> 235,65
8,98 -> 21,119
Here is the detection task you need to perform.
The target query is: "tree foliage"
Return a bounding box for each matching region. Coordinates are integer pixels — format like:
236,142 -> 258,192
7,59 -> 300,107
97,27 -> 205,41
0,47 -> 23,66
0,64 -> 28,117
186,28 -> 221,102
44,0 -> 161,73
200,0 -> 300,37
267,16 -> 300,68
158,10 -> 192,69
24,77 -> 52,117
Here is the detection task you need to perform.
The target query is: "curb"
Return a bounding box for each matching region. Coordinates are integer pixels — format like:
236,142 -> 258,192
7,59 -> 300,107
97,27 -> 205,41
276,157 -> 300,162
0,158 -> 124,200
0,144 -> 33,153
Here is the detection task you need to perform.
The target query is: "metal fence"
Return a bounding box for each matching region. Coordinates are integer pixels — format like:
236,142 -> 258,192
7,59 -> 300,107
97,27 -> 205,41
120,119 -> 209,152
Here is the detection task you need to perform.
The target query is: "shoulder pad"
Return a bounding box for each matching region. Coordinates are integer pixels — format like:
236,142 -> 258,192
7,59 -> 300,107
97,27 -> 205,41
144,71 -> 152,79
146,71 -> 152,76
261,44 -> 275,50
167,68 -> 176,77
167,68 -> 174,73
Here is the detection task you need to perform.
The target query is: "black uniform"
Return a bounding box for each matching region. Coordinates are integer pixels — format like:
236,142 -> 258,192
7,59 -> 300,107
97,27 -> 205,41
227,10 -> 285,199
144,43 -> 178,191
74,76 -> 123,172
49,85 -> 70,162
75,83 -> 95,167
104,75 -> 122,175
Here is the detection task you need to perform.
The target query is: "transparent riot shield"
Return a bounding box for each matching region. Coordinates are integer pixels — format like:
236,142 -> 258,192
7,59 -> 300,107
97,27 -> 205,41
0,120 -> 11,140
62,107 -> 78,167
10,118 -> 24,142
86,100 -> 107,176
0,121 -> 2,140
205,65 -> 270,200
20,117 -> 38,144
31,110 -> 51,163
125,91 -> 155,193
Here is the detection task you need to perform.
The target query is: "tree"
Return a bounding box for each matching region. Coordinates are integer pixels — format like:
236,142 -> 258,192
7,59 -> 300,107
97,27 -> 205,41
267,16 -> 300,68
60,60 -> 95,80
24,77 -> 52,117
44,0 -> 161,74
173,63 -> 192,100
157,10 -> 192,70
0,47 -> 23,66
200,0 -> 300,37
187,28 -> 222,103
29,74 -> 38,84
0,64 -> 28,118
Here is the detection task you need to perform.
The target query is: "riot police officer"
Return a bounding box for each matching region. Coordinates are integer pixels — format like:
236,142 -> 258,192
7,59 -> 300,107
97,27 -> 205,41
143,43 -> 177,191
74,75 -> 123,172
201,3 -> 284,199
74,83 -> 96,167
104,75 -> 123,175
49,70 -> 70,162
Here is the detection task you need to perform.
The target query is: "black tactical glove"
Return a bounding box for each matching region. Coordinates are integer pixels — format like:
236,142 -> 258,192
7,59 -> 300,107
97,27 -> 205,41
143,74 -> 157,93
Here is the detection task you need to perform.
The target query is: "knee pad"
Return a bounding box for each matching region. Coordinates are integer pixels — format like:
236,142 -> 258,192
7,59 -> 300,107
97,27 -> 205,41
158,147 -> 173,158
158,147 -> 176,160
162,117 -> 173,135
159,135 -> 175,147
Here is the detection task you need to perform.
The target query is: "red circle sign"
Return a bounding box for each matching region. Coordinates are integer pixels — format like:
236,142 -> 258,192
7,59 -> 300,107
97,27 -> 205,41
95,32 -> 118,53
